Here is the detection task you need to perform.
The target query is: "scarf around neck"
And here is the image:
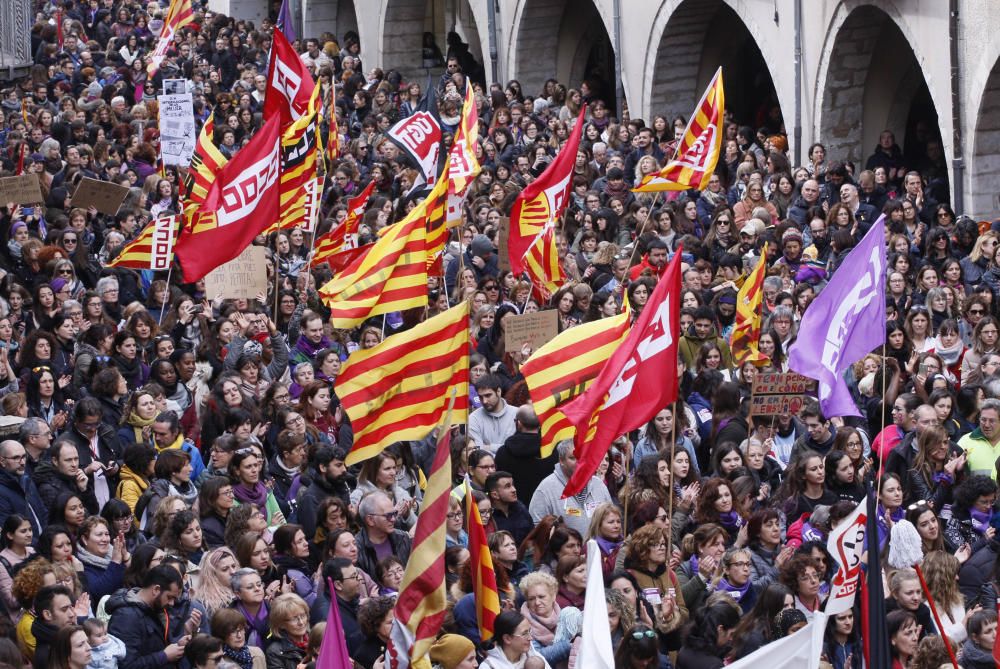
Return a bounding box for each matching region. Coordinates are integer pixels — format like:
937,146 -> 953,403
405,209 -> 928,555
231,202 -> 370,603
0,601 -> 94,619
595,536 -> 622,556
234,481 -> 269,509
935,337 -> 964,366
716,577 -> 751,601
970,507 -> 993,534
77,543 -> 113,570
520,600 -> 559,646
223,645 -> 253,669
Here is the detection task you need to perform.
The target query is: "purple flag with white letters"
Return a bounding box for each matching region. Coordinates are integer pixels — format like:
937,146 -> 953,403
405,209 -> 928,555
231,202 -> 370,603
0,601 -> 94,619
787,216 -> 886,417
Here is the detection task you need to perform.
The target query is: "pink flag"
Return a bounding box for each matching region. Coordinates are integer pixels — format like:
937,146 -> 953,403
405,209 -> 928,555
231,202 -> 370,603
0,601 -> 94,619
315,578 -> 352,669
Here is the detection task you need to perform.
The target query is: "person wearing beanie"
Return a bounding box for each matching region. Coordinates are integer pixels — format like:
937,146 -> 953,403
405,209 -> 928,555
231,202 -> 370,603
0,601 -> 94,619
444,233 -> 499,295
428,634 -> 476,669
775,228 -> 804,275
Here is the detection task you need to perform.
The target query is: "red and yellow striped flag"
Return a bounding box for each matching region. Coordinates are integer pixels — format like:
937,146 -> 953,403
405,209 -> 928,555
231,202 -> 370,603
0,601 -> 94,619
387,423 -> 454,669
523,223 -> 565,299
634,68 -> 724,192
318,193 -> 434,329
182,112 -> 227,215
312,181 -> 375,265
148,0 -> 194,77
521,305 -> 631,456
465,481 -> 500,641
324,89 -> 341,166
265,86 -> 322,234
106,215 -> 181,270
445,86 -> 480,229
336,301 -> 469,465
731,256 -> 770,366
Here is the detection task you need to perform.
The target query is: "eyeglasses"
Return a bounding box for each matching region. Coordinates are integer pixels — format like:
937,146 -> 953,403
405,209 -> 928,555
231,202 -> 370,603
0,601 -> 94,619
1,454 -> 25,462
970,309 -> 985,315
371,511 -> 399,521
446,512 -> 463,519
58,269 -> 73,275
631,630 -> 656,640
728,561 -> 751,568
484,285 -> 499,291
63,238 -> 77,245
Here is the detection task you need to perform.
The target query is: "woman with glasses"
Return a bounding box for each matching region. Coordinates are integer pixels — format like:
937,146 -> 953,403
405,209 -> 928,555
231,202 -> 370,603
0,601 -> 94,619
961,231 -> 1000,291
778,553 -> 824,622
703,210 -> 737,264
623,525 -> 687,635
961,316 -> 1000,385
261,593 -> 310,669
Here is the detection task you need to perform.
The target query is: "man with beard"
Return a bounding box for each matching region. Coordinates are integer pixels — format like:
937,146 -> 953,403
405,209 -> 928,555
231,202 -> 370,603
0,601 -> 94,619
296,445 -> 351,539
805,215 -> 834,265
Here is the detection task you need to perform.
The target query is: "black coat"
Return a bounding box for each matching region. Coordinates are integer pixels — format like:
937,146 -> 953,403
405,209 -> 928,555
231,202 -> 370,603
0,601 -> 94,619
295,473 -> 351,540
495,432 -> 557,507
0,468 -> 47,534
264,635 -> 306,669
32,461 -> 100,515
107,589 -> 176,669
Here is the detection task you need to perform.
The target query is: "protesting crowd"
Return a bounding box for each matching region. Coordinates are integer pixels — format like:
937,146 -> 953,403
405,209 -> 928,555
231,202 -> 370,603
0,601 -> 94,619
0,0 -> 998,669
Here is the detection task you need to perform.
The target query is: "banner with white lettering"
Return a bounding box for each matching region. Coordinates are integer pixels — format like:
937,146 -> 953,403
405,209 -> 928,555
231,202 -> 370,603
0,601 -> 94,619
825,496 -> 868,616
158,91 -> 196,166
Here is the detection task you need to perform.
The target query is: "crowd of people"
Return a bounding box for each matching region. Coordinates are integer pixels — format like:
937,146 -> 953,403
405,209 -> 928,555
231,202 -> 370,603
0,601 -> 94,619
0,1 -> 997,669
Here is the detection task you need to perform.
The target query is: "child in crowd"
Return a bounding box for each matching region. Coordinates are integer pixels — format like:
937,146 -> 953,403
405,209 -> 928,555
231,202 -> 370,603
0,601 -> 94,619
84,617 -> 126,669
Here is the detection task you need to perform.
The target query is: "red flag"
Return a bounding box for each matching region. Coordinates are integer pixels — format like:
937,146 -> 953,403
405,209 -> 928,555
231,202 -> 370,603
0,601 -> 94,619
466,482 -> 500,640
560,249 -> 683,498
265,29 -> 317,129
508,107 -> 586,276
174,116 -> 281,282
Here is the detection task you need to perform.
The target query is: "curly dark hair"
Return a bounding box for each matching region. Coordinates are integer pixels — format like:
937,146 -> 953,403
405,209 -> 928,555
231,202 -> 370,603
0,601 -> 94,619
358,595 -> 395,637
953,475 -> 998,512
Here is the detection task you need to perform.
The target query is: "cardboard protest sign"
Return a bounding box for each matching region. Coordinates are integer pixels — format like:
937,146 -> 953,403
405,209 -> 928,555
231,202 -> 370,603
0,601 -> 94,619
203,245 -> 268,300
497,216 -> 511,272
505,310 -> 559,353
0,175 -> 44,205
71,178 -> 129,215
750,372 -> 818,417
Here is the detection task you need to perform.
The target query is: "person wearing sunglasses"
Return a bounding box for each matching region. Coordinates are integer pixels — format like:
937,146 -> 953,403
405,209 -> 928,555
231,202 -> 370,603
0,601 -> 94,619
354,491 -> 412,580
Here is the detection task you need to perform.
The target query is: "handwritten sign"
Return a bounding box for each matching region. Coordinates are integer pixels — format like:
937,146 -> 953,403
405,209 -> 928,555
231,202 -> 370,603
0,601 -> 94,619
505,310 -> 559,353
158,91 -> 197,166
70,177 -> 129,215
750,372 -> 818,417
204,245 -> 268,300
0,175 -> 44,205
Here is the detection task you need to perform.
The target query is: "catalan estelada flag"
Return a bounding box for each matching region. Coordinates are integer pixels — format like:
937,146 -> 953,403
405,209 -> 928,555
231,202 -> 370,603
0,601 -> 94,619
319,205 -> 430,329
324,89 -> 341,167
335,301 -> 469,465
508,107 -> 585,285
148,0 -> 194,77
465,480 -> 500,641
634,68 -> 724,192
731,256 -> 770,365
106,215 -> 181,270
182,112 -> 227,215
386,419 -> 454,669
521,305 -> 631,456
312,181 -> 375,266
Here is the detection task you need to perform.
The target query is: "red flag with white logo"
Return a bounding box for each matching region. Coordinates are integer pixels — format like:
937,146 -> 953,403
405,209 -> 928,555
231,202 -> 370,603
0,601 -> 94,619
174,116 -> 281,282
265,29 -> 317,129
560,249 -> 683,497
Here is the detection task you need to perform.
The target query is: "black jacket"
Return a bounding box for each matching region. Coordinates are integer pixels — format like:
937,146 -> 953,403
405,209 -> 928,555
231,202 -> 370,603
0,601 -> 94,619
296,472 -> 351,540
201,511 -> 227,548
31,617 -> 61,668
33,461 -> 100,515
107,588 -> 176,669
355,527 -> 412,579
264,634 -> 306,669
495,431 -> 557,507
0,468 -> 47,534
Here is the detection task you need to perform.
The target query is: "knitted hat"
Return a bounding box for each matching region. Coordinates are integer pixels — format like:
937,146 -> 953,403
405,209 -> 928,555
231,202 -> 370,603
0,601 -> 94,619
428,635 -> 475,669
781,228 -> 803,246
470,234 -> 496,258
50,278 -> 68,294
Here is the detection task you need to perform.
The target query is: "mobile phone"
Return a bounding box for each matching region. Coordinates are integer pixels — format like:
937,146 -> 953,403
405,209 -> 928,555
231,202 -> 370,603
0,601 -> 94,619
918,363 -> 927,375
642,587 -> 661,605
21,207 -> 33,216
190,305 -> 204,314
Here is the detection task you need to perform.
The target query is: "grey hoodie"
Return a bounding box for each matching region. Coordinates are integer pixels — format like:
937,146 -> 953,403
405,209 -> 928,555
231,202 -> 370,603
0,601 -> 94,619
528,462 -> 613,536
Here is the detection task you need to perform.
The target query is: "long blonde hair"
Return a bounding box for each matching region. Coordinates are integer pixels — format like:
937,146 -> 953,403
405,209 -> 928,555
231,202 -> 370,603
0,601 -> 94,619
921,550 -> 964,612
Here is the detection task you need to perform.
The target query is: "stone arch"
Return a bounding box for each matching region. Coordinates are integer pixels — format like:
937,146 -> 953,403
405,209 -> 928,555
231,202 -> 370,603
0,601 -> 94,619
509,0 -> 615,105
302,0 -> 357,47
380,0 -> 488,84
645,0 -> 782,134
971,59 -> 1000,218
816,3 -> 944,188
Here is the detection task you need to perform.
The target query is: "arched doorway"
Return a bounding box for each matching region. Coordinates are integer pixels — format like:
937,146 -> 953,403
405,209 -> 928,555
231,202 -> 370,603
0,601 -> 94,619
511,0 -> 615,106
302,0 -> 357,46
971,59 -> 1000,219
818,5 -> 945,197
381,0 -> 487,85
648,0 -> 782,134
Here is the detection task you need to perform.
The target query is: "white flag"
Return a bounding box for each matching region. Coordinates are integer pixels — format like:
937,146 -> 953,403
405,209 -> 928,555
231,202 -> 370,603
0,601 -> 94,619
725,612 -> 825,669
825,496 -> 868,616
577,541 -> 614,669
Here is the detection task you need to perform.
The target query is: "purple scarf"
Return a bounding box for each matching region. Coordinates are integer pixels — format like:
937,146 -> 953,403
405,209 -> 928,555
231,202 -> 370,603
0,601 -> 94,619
596,536 -> 622,556
932,471 -> 954,485
295,333 -> 333,359
234,481 -> 269,510
718,510 -> 744,535
716,577 -> 751,602
970,508 -> 993,534
237,601 -> 269,648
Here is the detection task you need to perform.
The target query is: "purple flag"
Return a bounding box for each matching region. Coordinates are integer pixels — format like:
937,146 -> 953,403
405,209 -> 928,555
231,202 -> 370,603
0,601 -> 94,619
277,0 -> 296,44
315,578 -> 352,669
788,216 -> 886,417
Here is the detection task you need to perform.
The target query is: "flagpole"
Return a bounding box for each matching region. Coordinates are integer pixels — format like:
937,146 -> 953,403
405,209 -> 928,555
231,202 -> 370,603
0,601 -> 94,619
157,265 -> 172,327
665,406 -> 676,559
620,190 -> 663,314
